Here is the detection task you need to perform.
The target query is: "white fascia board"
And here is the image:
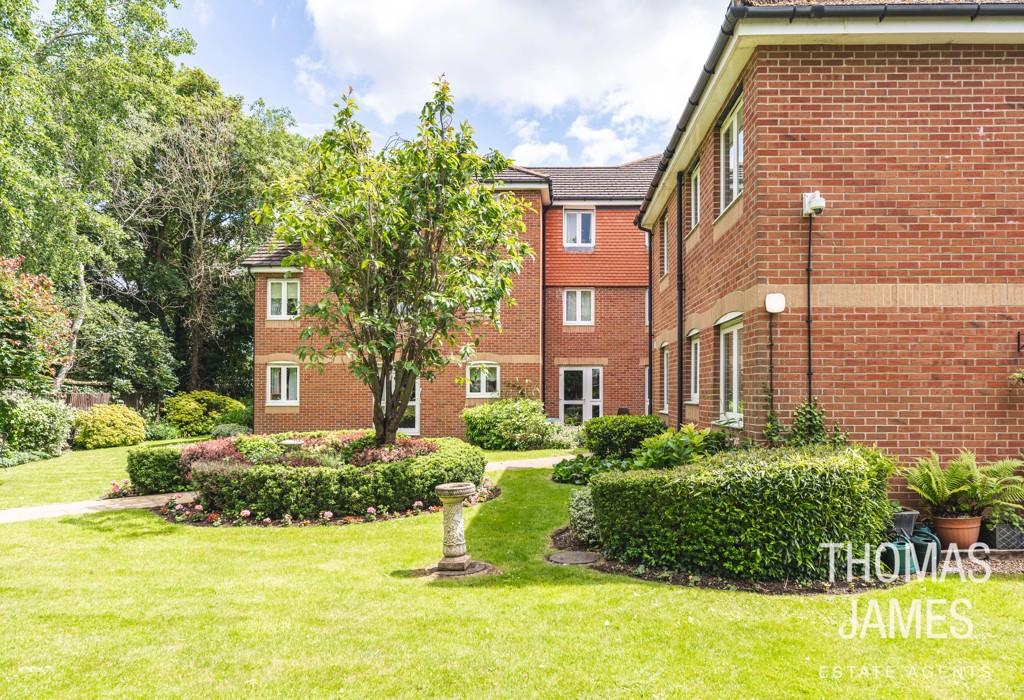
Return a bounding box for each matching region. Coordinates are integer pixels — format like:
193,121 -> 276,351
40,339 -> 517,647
639,15 -> 1024,229
249,266 -> 302,273
555,200 -> 643,208
494,181 -> 551,205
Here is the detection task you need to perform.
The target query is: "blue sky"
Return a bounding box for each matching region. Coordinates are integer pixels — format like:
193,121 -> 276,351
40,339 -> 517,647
167,0 -> 726,166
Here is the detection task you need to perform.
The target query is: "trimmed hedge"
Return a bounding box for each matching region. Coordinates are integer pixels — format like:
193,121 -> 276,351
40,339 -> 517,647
74,404 -> 146,449
569,487 -> 600,547
126,446 -> 188,494
192,437 -> 486,519
590,446 -> 895,581
165,391 -> 245,436
462,399 -> 552,450
581,415 -> 666,459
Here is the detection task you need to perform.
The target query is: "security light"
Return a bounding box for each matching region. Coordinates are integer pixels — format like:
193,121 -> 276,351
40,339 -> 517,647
765,293 -> 786,314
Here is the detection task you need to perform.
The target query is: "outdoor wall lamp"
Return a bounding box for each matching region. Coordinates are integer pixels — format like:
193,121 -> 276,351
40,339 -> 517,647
765,292 -> 786,413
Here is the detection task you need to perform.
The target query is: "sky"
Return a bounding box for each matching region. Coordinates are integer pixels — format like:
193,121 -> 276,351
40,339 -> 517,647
165,0 -> 727,167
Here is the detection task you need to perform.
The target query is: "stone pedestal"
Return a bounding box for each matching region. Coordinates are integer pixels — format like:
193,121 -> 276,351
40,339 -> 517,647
435,481 -> 477,572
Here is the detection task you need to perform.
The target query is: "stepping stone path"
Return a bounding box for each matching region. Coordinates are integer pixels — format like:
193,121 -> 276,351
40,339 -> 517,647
548,550 -> 601,565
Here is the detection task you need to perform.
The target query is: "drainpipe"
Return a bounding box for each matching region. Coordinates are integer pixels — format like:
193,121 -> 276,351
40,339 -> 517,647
675,171 -> 685,428
641,224 -> 654,415
806,215 -> 814,403
539,199 -> 546,408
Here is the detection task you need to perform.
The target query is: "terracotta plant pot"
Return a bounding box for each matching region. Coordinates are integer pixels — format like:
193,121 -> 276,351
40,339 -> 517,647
933,516 -> 982,550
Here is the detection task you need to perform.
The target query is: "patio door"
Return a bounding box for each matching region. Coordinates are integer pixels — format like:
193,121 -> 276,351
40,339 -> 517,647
380,374 -> 420,436
559,367 -> 602,424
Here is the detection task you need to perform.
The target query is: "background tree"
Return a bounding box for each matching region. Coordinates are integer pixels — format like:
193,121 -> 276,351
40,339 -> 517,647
262,80 -> 529,445
0,258 -> 70,392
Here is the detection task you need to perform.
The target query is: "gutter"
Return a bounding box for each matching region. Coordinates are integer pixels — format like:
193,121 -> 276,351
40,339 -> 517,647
635,2 -> 1024,226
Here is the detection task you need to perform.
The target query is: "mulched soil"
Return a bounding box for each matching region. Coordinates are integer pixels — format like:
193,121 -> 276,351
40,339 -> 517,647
155,483 -> 500,528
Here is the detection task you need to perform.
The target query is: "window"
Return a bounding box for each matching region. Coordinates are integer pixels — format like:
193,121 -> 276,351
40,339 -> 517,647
560,367 -> 602,424
266,364 -> 299,405
466,362 -> 499,398
688,334 -> 700,403
720,99 -> 744,210
267,279 -> 300,320
563,210 -> 594,248
660,345 -> 670,414
379,373 -> 420,435
689,165 -> 701,229
663,210 -> 671,276
719,320 -> 743,425
563,288 -> 594,325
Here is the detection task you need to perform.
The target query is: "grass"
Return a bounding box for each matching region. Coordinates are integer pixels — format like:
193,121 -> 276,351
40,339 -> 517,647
481,447 -> 580,462
1,468 -> 1022,698
0,438 -> 201,509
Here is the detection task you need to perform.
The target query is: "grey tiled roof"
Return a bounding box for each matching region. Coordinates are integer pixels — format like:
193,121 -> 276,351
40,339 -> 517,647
536,155 -> 660,202
242,241 -> 300,267
246,156 -> 659,266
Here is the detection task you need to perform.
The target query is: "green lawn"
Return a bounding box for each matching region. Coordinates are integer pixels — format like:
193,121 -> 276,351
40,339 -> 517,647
0,439 -> 201,509
1,468 -> 1021,698
481,447 -> 580,462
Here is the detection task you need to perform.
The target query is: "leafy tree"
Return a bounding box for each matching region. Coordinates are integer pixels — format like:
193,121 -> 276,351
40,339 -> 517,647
261,79 -> 530,445
0,258 -> 70,392
71,300 -> 179,401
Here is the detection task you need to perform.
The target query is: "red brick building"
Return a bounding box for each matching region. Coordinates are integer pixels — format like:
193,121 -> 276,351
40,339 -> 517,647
243,158 -> 657,436
640,0 -> 1024,464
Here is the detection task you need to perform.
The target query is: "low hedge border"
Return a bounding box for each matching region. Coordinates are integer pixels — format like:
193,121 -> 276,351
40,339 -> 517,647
589,446 -> 894,581
191,437 -> 487,520
126,446 -> 189,494
580,415 -> 666,459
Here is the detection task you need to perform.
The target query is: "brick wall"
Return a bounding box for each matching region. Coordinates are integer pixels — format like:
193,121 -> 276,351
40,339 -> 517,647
650,43 -> 1024,468
253,189 -> 545,437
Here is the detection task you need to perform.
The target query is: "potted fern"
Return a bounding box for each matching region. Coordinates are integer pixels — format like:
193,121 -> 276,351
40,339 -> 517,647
903,451 -> 1024,549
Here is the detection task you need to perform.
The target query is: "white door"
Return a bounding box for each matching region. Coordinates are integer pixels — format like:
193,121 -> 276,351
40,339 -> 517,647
380,375 -> 421,436
559,367 -> 603,425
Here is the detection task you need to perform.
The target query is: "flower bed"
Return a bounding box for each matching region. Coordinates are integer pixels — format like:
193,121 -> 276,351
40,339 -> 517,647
127,430 -> 488,522
159,479 -> 498,527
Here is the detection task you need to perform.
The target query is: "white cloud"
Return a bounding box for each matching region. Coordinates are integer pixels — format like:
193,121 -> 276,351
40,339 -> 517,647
294,55 -> 328,106
303,0 -> 721,134
567,116 -> 641,166
270,15 -> 278,31
511,119 -> 540,142
510,141 -> 569,166
194,0 -> 212,27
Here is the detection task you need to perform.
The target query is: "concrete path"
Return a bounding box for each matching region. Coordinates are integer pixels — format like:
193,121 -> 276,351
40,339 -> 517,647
0,454 -> 572,525
486,455 -> 574,470
0,491 -> 196,525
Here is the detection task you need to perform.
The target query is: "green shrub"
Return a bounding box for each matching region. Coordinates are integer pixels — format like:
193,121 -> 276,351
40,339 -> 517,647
234,434 -> 285,463
551,454 -> 628,485
590,446 -> 895,581
631,424 -> 730,471
581,414 -> 665,459
461,399 -> 552,450
164,391 -> 245,436
0,449 -> 48,468
211,423 -> 252,438
74,404 -> 146,449
193,438 -> 486,519
547,422 -> 582,449
126,446 -> 188,494
0,392 -> 74,456
218,404 -> 253,428
569,487 -> 600,547
145,420 -> 180,441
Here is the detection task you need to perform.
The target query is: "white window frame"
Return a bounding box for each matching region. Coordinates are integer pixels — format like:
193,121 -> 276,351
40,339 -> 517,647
563,288 -> 594,326
688,334 -> 700,404
720,99 -> 744,211
378,374 -> 421,436
719,320 -> 743,426
660,344 -> 670,414
660,211 -> 670,277
267,279 -> 300,320
466,362 -> 500,399
563,209 -> 595,249
266,363 -> 299,406
689,165 -> 701,230
559,366 -> 603,424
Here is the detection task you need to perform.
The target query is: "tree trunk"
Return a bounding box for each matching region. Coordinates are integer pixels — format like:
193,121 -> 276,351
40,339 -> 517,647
187,327 -> 202,390
53,263 -> 87,394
